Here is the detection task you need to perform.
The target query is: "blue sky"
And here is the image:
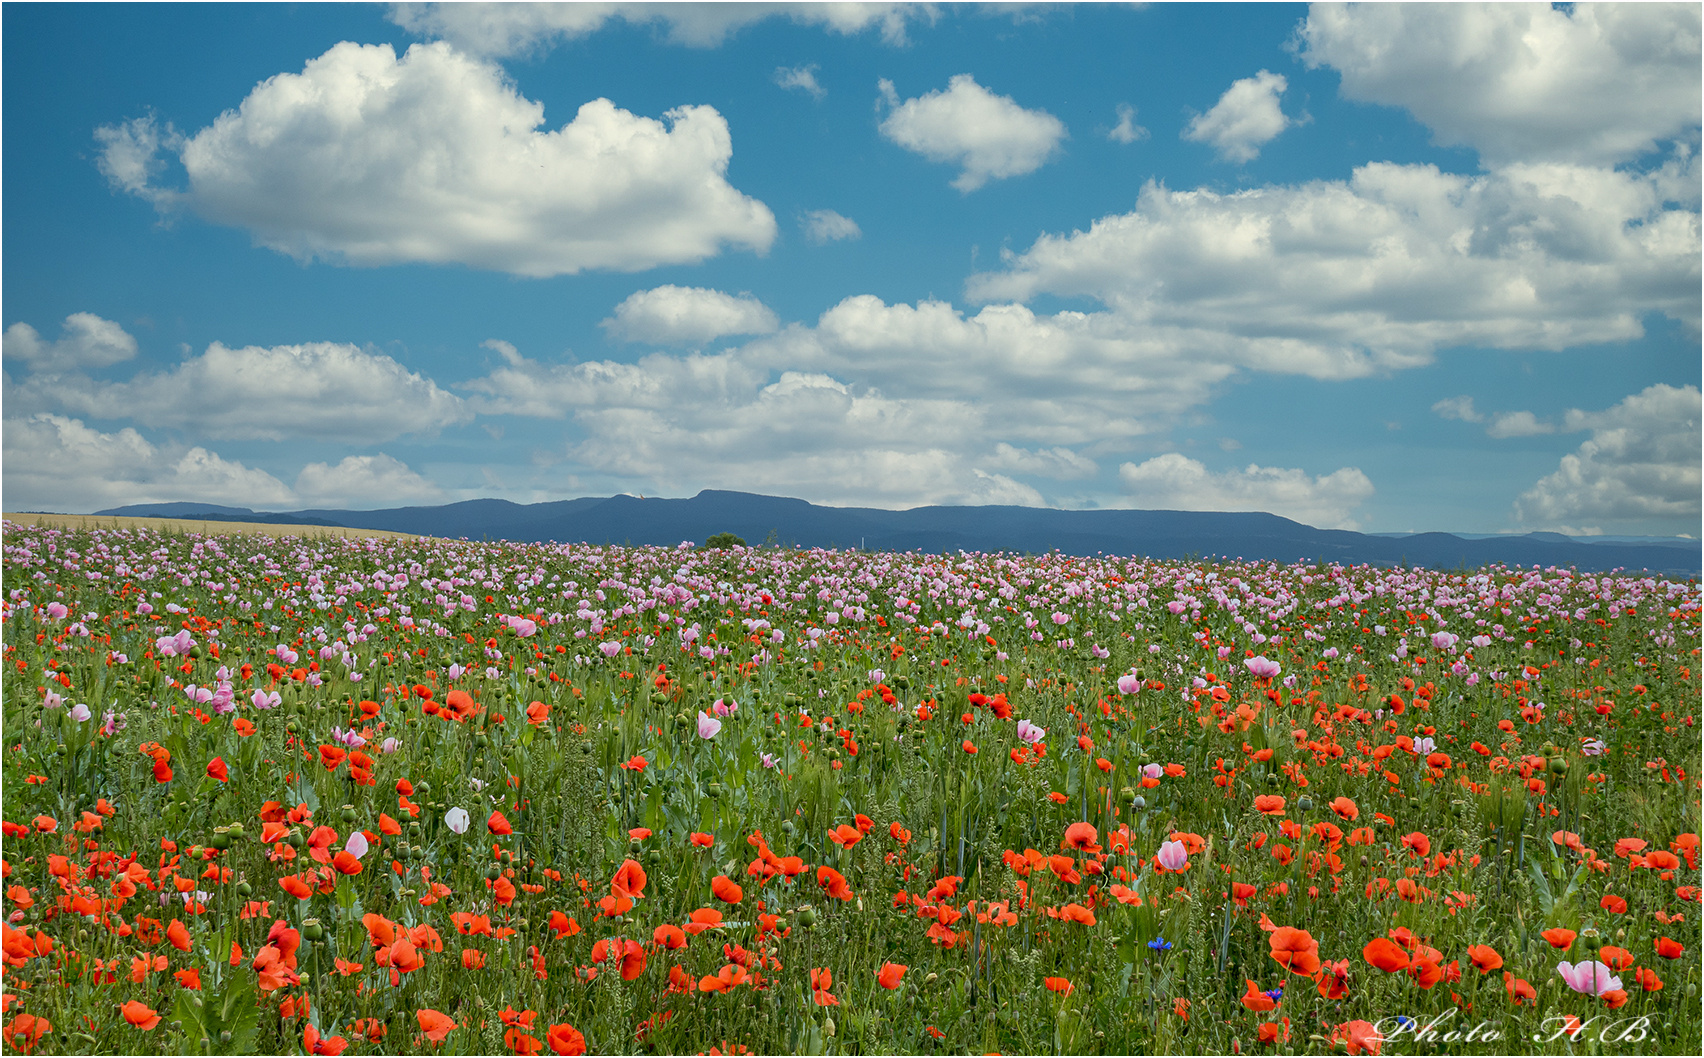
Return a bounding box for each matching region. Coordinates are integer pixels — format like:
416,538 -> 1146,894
3,2 -> 1699,537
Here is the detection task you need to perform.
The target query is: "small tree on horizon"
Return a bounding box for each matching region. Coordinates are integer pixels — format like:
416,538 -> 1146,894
704,531 -> 745,549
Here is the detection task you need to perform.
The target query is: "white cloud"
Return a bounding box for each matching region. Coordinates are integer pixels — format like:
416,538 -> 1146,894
801,209 -> 862,244
1485,410 -> 1554,439
3,313 -> 138,372
461,290 -> 1259,506
97,41 -> 775,277
1183,70 -> 1293,163
601,286 -> 779,346
877,75 -> 1066,192
390,2 -> 927,55
1,413 -> 296,512
774,64 -> 826,100
21,339 -> 469,443
295,453 -> 447,508
1107,103 -> 1148,145
1300,2 -> 1702,167
93,115 -> 185,208
1118,452 -> 1375,529
1514,383 -> 1701,535
969,161 -> 1700,371
1431,395 -> 1483,423
987,442 -> 1098,480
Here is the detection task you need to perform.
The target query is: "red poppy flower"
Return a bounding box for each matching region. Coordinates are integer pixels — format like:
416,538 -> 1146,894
711,875 -> 744,903
546,1023 -> 587,1056
1242,979 -> 1277,1012
1363,937 -> 1409,973
417,1009 -> 457,1044
305,1025 -> 348,1056
122,1001 -> 161,1030
817,866 -> 853,901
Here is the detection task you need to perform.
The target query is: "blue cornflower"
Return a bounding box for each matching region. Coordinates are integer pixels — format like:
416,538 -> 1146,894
1263,987 -> 1284,1003
1147,937 -> 1172,951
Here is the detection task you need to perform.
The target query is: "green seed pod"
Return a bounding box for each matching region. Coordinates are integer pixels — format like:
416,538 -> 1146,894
797,908 -> 816,926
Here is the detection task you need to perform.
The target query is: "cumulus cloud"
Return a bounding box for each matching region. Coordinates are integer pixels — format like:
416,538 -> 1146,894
774,64 -> 826,100
801,209 -> 862,244
601,286 -> 779,346
1514,383 -> 1701,535
390,2 -> 926,56
1107,103 -> 1148,145
1182,70 -> 1293,163
3,313 -> 138,372
1118,453 -> 1375,529
987,443 -> 1098,480
96,42 -> 775,277
1300,2 -> 1702,167
465,345 -> 1044,507
19,339 -> 469,443
877,75 -> 1067,192
969,161 -> 1700,371
295,453 -> 447,508
1431,395 -> 1483,423
460,286 -> 1328,506
1,413 -> 296,512
1485,410 -> 1554,439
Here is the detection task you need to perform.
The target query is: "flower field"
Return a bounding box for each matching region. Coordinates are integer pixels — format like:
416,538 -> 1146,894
1,519 -> 1699,1056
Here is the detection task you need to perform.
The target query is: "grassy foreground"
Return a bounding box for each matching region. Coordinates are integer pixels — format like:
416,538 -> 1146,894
1,519 -> 1699,1055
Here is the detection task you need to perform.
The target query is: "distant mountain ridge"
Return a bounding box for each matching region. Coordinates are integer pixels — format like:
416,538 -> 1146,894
89,491 -> 1700,577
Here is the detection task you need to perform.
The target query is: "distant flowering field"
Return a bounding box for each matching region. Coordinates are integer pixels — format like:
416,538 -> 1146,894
1,520 -> 1699,1056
